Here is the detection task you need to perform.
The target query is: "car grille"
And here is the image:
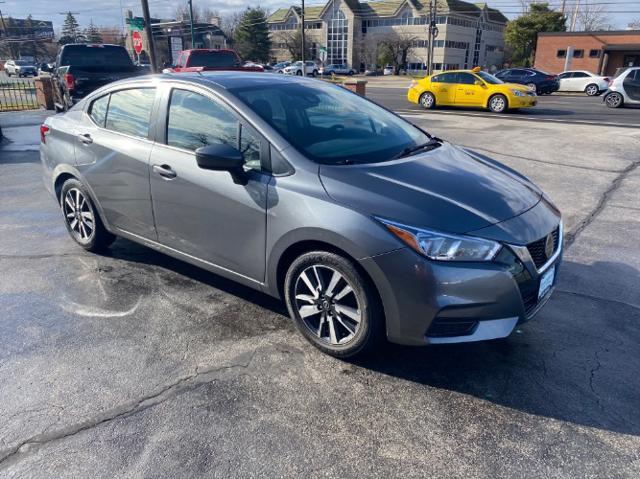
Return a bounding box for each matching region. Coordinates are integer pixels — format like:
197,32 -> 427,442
526,228 -> 559,269
426,318 -> 478,338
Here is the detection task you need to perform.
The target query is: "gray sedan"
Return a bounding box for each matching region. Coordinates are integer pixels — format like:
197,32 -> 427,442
40,73 -> 562,357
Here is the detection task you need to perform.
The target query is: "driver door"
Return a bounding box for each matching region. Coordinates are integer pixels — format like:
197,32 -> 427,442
149,85 -> 270,282
623,69 -> 640,102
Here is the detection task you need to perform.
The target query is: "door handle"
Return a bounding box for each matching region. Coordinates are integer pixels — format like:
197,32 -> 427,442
77,133 -> 93,144
152,164 -> 177,179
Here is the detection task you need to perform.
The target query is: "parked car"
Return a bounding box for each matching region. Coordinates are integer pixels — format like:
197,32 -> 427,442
283,61 -> 318,76
40,72 -> 562,358
603,66 -> 640,108
494,68 -> 559,94
4,59 -> 37,77
53,43 -> 144,111
408,67 -> 537,113
38,62 -> 56,75
383,65 -> 394,75
164,49 -> 263,73
557,70 -> 609,96
319,64 -> 356,76
272,61 -> 291,73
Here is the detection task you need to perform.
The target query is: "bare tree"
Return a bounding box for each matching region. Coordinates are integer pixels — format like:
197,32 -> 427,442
628,18 -> 640,30
173,4 -> 217,23
355,37 -> 378,69
576,2 -> 613,31
278,29 -> 312,61
378,30 -> 419,74
220,11 -> 244,41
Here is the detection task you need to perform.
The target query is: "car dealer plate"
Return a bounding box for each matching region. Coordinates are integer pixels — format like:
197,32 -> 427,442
538,265 -> 555,300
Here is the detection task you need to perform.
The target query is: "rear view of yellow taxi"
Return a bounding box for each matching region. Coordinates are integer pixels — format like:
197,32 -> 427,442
407,67 -> 537,113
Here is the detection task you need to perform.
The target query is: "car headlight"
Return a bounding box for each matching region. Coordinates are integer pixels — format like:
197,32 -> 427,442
377,218 -> 501,261
509,89 -> 525,97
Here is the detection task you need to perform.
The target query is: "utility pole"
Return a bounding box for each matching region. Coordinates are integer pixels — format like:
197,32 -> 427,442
300,0 -> 306,63
560,0 -> 566,15
570,0 -> 580,32
187,0 -> 195,48
140,0 -> 157,72
0,2 -> 7,41
426,0 -> 438,75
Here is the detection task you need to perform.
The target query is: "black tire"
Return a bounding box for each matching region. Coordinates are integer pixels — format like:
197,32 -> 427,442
584,83 -> 599,96
60,179 -> 115,252
604,92 -> 623,108
488,94 -> 508,113
284,251 -> 384,358
419,92 -> 436,109
296,70 -> 302,76
312,69 -> 318,77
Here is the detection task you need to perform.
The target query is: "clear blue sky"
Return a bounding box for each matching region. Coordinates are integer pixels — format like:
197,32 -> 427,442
1,0 -> 638,32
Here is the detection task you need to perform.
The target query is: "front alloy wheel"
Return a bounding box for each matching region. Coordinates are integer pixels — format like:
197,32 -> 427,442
605,92 -> 623,108
285,251 -> 382,358
488,94 -> 508,113
420,92 -> 435,109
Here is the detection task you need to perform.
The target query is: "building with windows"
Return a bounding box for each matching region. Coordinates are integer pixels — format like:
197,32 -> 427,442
534,30 -> 640,76
267,0 -> 507,72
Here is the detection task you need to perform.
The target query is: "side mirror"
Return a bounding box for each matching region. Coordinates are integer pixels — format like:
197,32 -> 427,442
195,143 -> 247,184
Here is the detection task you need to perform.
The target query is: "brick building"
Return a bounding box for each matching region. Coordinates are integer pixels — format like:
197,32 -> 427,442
534,30 -> 640,75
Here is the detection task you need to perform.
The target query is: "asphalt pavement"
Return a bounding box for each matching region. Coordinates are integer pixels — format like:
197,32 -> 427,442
368,85 -> 640,127
0,105 -> 639,478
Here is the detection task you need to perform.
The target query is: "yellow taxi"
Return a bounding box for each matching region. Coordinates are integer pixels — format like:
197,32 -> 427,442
407,67 -> 537,113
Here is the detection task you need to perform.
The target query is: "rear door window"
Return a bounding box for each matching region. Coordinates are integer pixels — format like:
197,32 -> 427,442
104,88 -> 156,138
89,94 -> 110,127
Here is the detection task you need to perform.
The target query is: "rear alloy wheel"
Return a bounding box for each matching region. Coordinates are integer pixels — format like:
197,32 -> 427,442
526,82 -> 537,93
585,83 -> 599,96
61,179 -> 115,252
488,94 -> 508,113
285,251 -> 383,358
604,92 -> 623,108
296,70 -> 302,76
419,92 -> 436,109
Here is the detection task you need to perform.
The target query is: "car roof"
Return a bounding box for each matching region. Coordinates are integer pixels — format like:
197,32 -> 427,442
118,72 -> 319,90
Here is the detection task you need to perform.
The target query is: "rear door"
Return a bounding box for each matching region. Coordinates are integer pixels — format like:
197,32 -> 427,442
148,84 -> 269,281
74,86 -> 158,239
431,73 -> 457,105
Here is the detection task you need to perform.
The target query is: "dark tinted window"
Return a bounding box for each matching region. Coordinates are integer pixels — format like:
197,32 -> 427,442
476,71 -> 503,84
229,81 -> 430,165
457,73 -> 477,85
572,72 -> 589,78
105,88 -> 156,138
59,45 -> 134,69
589,49 -> 601,58
89,95 -> 109,127
557,49 -> 566,58
573,49 -> 584,58
438,72 -> 458,83
187,51 -> 239,68
167,89 -> 238,151
558,72 -> 571,79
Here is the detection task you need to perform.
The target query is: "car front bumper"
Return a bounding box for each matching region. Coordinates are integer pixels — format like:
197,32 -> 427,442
360,213 -> 562,346
510,95 -> 537,108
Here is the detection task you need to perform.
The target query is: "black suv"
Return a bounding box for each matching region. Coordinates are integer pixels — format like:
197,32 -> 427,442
495,68 -> 560,94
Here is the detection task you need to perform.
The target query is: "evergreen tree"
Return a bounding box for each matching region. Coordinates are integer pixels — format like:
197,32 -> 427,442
233,7 -> 271,63
85,20 -> 103,44
59,11 -> 85,45
504,3 -> 566,66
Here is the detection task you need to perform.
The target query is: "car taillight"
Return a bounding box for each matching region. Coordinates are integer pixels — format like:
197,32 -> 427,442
605,77 -> 612,86
64,73 -> 75,90
40,124 -> 50,144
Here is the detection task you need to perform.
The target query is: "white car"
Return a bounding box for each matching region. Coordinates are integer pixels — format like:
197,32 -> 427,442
319,64 -> 356,76
283,61 -> 318,77
603,66 -> 640,108
557,70 -> 609,96
383,65 -> 394,76
4,59 -> 38,77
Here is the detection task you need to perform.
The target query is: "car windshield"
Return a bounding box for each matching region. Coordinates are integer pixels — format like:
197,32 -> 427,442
230,80 -> 431,165
476,71 -> 503,84
15,60 -> 30,66
189,51 -> 238,67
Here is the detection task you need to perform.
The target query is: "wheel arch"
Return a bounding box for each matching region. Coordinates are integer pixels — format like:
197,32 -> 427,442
487,92 -> 509,110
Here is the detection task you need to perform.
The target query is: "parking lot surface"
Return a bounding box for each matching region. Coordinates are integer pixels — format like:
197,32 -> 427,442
1,107 -> 639,477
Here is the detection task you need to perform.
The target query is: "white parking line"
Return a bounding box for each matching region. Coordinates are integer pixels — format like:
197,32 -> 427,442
396,109 -> 640,129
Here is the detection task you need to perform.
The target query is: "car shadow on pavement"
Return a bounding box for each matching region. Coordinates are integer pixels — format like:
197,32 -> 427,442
352,259 -> 640,437
100,239 -> 640,437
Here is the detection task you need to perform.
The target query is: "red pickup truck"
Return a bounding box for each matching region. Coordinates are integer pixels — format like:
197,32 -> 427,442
165,49 -> 264,73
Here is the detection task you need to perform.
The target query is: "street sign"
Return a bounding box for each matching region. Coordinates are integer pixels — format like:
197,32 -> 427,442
132,31 -> 143,55
127,18 -> 145,31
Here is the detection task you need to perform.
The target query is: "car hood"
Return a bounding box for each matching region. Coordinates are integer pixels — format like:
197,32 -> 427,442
500,83 -> 532,92
319,142 -> 542,234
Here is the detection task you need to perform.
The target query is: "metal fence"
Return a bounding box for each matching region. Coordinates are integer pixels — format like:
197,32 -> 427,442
0,74 -> 39,112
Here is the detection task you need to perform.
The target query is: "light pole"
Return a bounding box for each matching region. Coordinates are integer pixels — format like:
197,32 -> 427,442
140,0 -> 157,72
300,0 -> 306,63
188,0 -> 195,48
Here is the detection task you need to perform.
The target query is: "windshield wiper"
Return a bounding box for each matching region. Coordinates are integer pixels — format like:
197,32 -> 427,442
393,137 -> 443,160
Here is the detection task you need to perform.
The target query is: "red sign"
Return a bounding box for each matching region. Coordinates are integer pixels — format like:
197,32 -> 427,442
132,31 -> 143,55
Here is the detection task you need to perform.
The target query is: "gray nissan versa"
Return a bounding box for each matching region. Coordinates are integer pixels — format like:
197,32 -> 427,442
40,73 -> 563,357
